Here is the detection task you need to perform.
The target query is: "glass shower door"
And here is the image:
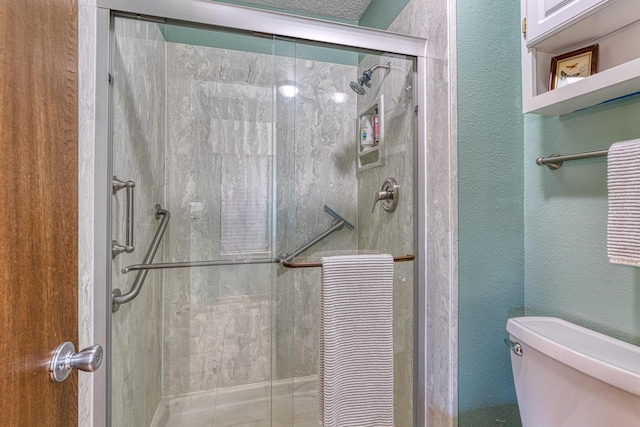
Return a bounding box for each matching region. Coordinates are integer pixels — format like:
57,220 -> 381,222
279,39 -> 417,427
109,14 -> 416,427
110,17 -> 286,426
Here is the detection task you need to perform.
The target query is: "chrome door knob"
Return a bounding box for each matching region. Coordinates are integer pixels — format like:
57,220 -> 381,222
50,341 -> 103,383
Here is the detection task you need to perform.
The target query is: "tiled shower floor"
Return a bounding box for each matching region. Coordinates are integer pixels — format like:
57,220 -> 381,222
150,376 -> 318,427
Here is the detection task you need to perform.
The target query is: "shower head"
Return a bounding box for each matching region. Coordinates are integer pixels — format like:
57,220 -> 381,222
350,80 -> 366,95
349,69 -> 373,95
348,62 -> 391,95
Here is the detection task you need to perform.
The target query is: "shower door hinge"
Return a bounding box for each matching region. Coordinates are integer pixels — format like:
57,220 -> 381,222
414,105 -> 419,114
108,73 -> 113,84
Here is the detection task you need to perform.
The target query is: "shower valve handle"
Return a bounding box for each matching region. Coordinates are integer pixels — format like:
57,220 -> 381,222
371,190 -> 393,213
371,177 -> 400,213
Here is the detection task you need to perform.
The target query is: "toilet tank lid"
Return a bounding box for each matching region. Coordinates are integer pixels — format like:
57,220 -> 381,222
507,316 -> 640,397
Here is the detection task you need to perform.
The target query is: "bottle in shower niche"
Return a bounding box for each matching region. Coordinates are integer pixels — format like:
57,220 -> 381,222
373,108 -> 380,147
361,114 -> 374,150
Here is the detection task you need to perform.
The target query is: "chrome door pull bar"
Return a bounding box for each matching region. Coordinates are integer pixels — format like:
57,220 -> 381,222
112,176 -> 135,258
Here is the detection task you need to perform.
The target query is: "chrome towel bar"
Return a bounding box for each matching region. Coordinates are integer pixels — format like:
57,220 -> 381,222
278,205 -> 354,263
279,254 -> 415,269
122,254 -> 415,273
536,149 -> 608,170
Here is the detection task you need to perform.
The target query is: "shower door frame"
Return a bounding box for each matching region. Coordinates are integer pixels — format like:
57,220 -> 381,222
89,1 -> 429,425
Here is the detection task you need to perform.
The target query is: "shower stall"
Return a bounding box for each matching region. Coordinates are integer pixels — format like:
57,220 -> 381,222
95,2 -> 428,426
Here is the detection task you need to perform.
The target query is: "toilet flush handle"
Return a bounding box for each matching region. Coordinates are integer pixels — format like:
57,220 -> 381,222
504,338 -> 523,356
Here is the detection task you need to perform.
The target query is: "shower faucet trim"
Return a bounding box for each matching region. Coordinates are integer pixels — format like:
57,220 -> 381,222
372,177 -> 400,213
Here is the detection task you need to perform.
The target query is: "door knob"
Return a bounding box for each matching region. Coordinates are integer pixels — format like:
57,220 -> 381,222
50,341 -> 103,383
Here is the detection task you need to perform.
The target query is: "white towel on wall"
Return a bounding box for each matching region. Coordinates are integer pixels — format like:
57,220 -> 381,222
607,139 -> 640,266
318,254 -> 394,427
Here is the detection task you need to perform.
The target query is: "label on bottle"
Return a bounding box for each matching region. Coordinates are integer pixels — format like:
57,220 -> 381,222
373,114 -> 379,146
361,115 -> 373,147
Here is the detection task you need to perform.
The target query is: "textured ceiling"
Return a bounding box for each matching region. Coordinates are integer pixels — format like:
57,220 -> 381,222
237,0 -> 372,20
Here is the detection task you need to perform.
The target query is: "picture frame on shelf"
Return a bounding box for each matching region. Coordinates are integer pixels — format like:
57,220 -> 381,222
549,44 -> 598,90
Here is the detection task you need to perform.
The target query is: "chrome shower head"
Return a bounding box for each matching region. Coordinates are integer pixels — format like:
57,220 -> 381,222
350,80 -> 366,95
349,62 -> 391,96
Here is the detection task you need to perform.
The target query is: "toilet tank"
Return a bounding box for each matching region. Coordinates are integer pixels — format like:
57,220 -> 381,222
506,316 -> 640,427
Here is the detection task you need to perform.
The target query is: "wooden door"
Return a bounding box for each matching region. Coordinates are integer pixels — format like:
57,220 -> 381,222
0,0 -> 79,425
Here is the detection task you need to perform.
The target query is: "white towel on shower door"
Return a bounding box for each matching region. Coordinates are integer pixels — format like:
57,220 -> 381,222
608,139 -> 640,266
318,254 -> 394,427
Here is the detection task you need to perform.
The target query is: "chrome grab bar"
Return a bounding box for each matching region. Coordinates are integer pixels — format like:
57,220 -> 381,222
122,257 -> 278,274
279,205 -> 354,262
112,204 -> 170,312
121,205 -> 355,274
115,205 -> 396,311
112,176 -> 136,258
110,204 -> 414,307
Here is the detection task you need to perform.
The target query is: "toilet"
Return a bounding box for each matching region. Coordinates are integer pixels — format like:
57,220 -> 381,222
506,316 -> 640,427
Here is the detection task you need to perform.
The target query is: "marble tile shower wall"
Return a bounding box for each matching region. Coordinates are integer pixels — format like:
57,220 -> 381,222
162,42 -> 358,396
111,19 -> 166,427
356,55 -> 416,427
288,59 -> 359,380
269,54 -> 360,422
163,42 -> 276,396
386,1 -> 457,425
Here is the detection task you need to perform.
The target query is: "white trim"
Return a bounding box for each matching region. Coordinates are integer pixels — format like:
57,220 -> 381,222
447,0 -> 459,424
97,0 -> 427,58
416,55 -> 429,427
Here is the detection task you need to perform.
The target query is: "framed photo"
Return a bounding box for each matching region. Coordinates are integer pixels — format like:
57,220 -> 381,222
549,44 -> 598,90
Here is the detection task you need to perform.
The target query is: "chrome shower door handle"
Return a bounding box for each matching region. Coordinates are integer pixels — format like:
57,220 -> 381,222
112,176 -> 135,258
50,342 -> 103,382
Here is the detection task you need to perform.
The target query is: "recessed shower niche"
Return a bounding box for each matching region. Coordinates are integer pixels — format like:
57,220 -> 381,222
357,95 -> 384,171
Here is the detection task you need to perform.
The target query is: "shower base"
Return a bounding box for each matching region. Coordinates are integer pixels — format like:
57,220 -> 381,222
150,376 -> 318,427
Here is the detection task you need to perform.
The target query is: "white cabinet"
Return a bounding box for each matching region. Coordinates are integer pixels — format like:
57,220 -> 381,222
526,0 -> 607,46
522,0 -> 640,115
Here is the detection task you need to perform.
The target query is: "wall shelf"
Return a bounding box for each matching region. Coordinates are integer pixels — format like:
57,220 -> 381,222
357,95 -> 384,171
522,0 -> 640,115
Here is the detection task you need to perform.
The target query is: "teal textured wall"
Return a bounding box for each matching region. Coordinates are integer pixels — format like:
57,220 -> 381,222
458,1 -> 640,425
524,95 -> 640,343
207,0 -> 410,30
457,0 -> 524,424
358,0 -> 410,30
